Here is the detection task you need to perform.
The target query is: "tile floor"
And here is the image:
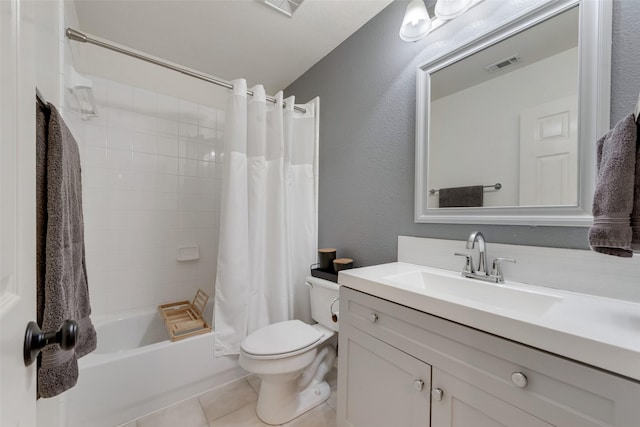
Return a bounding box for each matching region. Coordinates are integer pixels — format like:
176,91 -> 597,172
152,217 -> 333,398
118,368 -> 338,427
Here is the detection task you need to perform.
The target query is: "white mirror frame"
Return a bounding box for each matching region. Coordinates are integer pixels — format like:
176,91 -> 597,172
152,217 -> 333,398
415,0 -> 612,226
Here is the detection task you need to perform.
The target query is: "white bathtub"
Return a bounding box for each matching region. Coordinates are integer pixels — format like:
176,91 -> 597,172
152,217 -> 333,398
65,304 -> 245,427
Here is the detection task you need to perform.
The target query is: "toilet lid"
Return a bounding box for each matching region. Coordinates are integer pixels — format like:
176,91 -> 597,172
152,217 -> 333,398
241,320 -> 323,356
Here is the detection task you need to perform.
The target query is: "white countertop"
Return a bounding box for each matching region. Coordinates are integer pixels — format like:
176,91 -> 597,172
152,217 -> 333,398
339,262 -> 640,382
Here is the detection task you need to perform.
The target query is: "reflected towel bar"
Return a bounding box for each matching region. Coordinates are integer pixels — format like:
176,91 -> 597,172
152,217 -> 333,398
429,183 -> 502,195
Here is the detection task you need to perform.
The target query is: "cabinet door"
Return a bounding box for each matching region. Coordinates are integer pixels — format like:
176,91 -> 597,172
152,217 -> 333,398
337,324 -> 431,427
431,368 -> 553,427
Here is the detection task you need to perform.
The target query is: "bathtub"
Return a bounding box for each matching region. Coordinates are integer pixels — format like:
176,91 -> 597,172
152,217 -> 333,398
65,304 -> 245,427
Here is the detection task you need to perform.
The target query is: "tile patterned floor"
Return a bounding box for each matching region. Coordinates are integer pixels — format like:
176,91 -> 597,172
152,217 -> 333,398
119,368 -> 337,427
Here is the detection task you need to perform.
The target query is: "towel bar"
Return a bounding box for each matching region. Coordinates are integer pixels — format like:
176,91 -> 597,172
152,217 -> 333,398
429,183 -> 501,195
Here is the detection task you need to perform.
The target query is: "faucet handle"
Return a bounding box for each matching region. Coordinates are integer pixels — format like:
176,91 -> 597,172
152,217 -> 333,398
490,257 -> 516,282
454,252 -> 475,274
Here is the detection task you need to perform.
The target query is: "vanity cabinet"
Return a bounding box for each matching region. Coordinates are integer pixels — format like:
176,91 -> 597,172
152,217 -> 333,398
337,287 -> 640,427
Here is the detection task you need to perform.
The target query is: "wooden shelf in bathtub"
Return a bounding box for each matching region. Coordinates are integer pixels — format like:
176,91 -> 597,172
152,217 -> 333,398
158,289 -> 212,342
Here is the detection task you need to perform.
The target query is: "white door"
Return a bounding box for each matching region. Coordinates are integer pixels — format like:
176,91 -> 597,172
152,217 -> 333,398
519,95 -> 578,206
1,0 -> 38,425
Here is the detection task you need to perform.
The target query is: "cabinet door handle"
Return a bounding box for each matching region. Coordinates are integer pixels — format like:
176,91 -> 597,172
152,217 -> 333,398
413,379 -> 424,391
431,388 -> 444,401
511,372 -> 528,388
369,313 -> 378,323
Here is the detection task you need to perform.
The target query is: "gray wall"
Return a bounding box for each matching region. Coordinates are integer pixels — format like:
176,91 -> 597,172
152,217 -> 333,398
285,0 -> 640,267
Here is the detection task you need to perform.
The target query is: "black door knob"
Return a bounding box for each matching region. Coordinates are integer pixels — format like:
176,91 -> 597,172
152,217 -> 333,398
23,319 -> 78,366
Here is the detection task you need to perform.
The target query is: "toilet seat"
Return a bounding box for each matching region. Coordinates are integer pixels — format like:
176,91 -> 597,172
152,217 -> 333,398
241,320 -> 324,359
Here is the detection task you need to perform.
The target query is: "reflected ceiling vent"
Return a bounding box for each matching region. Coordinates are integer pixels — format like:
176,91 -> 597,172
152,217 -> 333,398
263,0 -> 304,17
484,54 -> 521,73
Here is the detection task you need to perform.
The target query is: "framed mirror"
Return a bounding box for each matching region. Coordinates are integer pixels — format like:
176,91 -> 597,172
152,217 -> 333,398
415,0 -> 612,226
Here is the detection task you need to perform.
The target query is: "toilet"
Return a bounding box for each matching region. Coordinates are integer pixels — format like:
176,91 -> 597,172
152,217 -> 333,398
239,276 -> 340,425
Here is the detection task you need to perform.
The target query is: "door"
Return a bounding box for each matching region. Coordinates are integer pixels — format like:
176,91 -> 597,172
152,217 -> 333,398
337,324 -> 431,427
431,368 -> 553,427
1,0 -> 38,425
519,95 -> 578,206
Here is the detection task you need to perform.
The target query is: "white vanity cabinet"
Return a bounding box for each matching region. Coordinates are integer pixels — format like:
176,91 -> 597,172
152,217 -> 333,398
337,287 -> 640,427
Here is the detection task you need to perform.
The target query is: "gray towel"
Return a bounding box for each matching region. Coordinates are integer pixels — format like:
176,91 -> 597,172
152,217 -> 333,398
588,114 -> 637,257
632,119 -> 640,251
439,185 -> 483,208
36,102 -> 97,398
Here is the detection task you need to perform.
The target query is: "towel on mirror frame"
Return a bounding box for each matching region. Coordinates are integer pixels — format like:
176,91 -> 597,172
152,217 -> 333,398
588,113 -> 638,257
439,185 -> 484,208
36,101 -> 97,398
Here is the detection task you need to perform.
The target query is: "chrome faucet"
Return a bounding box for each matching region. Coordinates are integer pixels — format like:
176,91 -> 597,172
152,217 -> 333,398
455,231 -> 515,283
466,231 -> 488,275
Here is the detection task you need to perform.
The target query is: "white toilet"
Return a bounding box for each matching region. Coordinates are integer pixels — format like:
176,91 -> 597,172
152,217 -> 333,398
239,276 -> 340,425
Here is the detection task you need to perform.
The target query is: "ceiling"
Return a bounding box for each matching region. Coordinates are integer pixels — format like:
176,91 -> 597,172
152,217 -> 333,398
73,0 -> 394,94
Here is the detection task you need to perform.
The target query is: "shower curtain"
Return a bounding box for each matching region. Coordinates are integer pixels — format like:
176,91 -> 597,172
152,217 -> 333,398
214,79 -> 319,356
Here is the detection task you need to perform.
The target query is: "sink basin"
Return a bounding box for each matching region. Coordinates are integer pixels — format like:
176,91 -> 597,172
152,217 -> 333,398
384,270 -> 562,316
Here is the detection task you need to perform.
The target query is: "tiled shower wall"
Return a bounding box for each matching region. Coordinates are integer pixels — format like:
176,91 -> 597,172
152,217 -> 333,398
77,76 -> 224,316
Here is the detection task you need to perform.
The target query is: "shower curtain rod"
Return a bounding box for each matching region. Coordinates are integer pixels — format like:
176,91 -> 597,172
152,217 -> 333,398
65,28 -> 307,114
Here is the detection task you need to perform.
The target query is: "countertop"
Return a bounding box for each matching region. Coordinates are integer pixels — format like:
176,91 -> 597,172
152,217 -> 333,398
339,262 -> 640,382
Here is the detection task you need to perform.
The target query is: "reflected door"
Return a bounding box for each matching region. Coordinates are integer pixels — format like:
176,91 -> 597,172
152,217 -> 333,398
518,95 -> 578,206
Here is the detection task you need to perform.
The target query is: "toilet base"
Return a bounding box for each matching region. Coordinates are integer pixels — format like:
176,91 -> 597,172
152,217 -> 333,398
256,380 -> 331,425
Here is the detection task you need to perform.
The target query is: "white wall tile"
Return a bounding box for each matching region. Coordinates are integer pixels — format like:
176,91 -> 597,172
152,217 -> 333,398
157,94 -> 179,121
106,148 -> 132,170
84,124 -> 107,147
179,176 -> 198,194
157,155 -> 179,175
179,158 -> 199,177
178,211 -> 198,229
198,105 -> 217,129
157,135 -> 179,157
179,100 -> 199,125
198,160 -> 215,178
134,113 -> 156,134
133,132 -> 157,154
107,127 -> 134,151
158,173 -> 179,193
157,192 -> 178,211
108,169 -> 134,190
134,88 -> 156,114
216,110 -> 225,131
157,211 -> 178,230
133,171 -> 157,191
179,122 -> 198,141
156,118 -> 179,136
132,152 -> 157,173
83,146 -> 108,168
108,106 -> 134,130
179,140 -> 200,160
108,81 -> 134,108
79,77 -> 224,316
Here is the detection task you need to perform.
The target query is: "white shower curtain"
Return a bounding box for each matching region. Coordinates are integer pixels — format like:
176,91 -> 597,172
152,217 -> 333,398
214,79 -> 319,356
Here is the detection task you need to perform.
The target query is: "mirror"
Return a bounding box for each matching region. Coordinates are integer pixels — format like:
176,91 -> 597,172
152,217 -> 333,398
415,0 -> 612,226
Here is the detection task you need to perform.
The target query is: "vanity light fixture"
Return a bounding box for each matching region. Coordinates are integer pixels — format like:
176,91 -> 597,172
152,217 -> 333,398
399,0 -> 432,42
400,0 -> 484,42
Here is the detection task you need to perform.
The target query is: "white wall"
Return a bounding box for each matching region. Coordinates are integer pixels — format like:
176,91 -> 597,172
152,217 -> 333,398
428,47 -> 578,207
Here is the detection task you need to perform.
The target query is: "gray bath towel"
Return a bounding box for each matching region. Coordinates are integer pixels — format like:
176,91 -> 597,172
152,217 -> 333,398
36,101 -> 97,398
632,119 -> 640,251
588,114 -> 637,257
439,185 -> 483,208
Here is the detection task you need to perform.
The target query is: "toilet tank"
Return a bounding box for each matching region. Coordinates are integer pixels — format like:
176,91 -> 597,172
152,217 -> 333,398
307,276 -> 340,332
